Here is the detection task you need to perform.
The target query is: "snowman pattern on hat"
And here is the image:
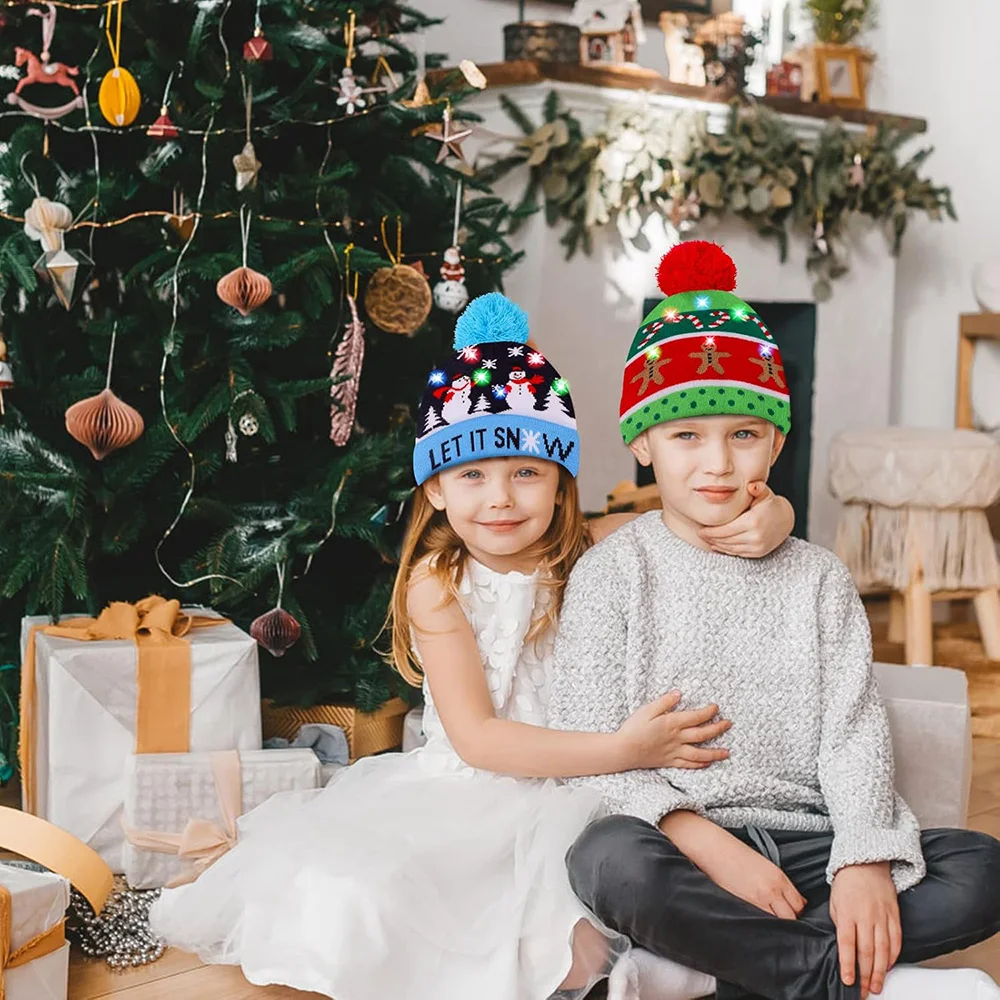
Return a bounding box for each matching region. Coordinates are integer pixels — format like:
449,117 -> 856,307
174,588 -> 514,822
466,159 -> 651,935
434,372 -> 474,424
419,344 -> 574,434
502,366 -> 545,414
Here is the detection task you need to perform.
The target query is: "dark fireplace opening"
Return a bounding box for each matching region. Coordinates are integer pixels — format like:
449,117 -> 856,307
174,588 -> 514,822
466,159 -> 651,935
636,300 -> 816,538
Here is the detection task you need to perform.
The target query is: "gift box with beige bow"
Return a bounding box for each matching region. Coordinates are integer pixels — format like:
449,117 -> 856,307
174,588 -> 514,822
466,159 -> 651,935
20,598 -> 262,872
122,748 -> 320,889
0,864 -> 71,1000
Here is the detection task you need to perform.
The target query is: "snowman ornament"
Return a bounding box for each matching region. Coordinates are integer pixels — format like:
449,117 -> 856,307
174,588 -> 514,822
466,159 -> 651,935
434,373 -> 473,424
503,366 -> 545,414
433,246 -> 469,315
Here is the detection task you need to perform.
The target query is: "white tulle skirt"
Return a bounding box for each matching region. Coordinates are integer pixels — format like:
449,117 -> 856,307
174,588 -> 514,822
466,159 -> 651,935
149,746 -> 619,1000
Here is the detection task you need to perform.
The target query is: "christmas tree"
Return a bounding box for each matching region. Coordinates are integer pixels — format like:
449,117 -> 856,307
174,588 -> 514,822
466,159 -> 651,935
0,0 -> 518,720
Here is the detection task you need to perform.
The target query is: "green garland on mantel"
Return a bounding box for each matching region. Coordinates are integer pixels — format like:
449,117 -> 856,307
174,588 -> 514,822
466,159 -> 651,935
477,92 -> 954,300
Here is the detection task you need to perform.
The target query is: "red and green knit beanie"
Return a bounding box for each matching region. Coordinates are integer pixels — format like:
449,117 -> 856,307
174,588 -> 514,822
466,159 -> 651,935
619,241 -> 791,444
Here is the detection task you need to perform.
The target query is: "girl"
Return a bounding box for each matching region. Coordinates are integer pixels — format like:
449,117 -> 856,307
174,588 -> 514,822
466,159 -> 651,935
149,294 -> 794,1000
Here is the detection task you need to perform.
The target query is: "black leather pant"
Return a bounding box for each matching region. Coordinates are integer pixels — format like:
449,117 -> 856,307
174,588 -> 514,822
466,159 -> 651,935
566,817 -> 1000,1000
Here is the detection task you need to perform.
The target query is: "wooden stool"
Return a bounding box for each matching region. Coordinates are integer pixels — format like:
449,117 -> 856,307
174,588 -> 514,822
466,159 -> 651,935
830,428 -> 1000,666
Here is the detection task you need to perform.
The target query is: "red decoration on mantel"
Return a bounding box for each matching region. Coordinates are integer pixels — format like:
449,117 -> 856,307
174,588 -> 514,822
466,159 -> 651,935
657,241 -> 738,296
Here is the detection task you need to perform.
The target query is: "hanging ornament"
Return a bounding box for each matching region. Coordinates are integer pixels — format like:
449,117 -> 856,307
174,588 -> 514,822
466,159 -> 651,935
65,323 -> 144,460
335,11 -> 385,116
330,254 -> 366,446
147,107 -> 178,139
224,387 -> 260,461
459,59 -> 488,90
6,4 -> 84,122
399,31 -> 432,108
364,218 -> 432,336
238,412 -> 259,436
98,0 -> 141,127
233,78 -> 262,191
250,563 -> 301,657
848,152 -> 865,187
233,141 -> 262,191
0,333 -> 13,417
244,0 -> 273,61
217,207 -> 272,317
424,104 -> 473,165
147,66 -> 180,139
433,181 -> 469,314
23,195 -> 94,310
434,247 -> 468,314
371,52 -> 398,93
165,189 -> 196,242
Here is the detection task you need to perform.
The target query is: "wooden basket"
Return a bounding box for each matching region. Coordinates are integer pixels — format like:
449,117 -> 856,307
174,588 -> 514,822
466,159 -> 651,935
261,697 -> 410,761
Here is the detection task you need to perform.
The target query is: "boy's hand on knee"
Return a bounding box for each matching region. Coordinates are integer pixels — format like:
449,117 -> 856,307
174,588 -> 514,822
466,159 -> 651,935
830,862 -> 902,1000
697,482 -> 794,557
662,817 -> 805,920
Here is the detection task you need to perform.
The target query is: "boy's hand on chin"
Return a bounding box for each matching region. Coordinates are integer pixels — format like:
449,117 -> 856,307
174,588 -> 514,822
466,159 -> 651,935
830,862 -> 902,999
698,482 -> 794,557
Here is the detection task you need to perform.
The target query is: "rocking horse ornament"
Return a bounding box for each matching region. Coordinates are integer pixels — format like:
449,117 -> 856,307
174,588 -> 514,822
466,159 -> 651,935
6,4 -> 85,121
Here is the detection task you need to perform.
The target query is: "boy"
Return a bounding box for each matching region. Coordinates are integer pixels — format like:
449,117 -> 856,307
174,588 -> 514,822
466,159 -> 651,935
547,243 -> 1000,1000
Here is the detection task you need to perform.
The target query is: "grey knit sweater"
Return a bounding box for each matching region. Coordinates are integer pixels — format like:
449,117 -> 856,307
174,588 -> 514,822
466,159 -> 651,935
547,512 -> 926,892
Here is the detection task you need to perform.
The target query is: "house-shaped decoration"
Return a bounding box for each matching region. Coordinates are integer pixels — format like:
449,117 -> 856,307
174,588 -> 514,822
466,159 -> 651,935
571,0 -> 645,66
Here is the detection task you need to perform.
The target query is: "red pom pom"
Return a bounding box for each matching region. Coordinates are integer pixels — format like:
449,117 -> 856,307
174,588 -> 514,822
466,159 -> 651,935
656,241 -> 737,297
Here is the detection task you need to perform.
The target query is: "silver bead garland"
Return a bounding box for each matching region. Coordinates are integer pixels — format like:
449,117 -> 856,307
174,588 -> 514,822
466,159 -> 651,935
4,862 -> 165,971
67,880 -> 166,970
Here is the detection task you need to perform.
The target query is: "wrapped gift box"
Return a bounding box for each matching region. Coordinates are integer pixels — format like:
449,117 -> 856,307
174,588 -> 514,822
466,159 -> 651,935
21,608 -> 262,872
122,748 -> 320,888
874,662 -> 972,829
0,863 -> 70,1000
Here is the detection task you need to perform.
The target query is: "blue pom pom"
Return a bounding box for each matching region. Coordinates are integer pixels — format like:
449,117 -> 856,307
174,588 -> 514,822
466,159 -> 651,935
453,293 -> 529,350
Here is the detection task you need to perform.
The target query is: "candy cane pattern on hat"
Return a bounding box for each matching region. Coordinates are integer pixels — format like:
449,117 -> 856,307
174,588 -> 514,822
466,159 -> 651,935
638,312 -> 703,349
708,311 -> 730,329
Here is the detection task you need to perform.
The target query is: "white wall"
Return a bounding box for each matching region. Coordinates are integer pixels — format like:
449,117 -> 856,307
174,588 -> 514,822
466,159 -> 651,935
861,0 -> 1000,428
418,0 -> 669,75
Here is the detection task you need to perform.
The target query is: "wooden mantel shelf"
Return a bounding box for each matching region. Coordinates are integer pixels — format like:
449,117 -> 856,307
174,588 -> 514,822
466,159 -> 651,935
438,60 -> 927,134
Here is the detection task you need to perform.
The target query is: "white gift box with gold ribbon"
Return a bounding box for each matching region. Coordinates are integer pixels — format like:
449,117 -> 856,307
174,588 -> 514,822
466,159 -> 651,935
20,600 -> 262,873
122,748 -> 320,889
0,864 -> 70,1000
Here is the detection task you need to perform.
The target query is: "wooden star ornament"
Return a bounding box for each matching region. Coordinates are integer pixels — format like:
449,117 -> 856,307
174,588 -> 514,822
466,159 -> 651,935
425,106 -> 473,165
233,141 -> 262,191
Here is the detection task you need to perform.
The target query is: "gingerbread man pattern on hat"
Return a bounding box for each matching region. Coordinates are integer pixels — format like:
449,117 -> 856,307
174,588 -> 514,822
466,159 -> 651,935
413,293 -> 579,485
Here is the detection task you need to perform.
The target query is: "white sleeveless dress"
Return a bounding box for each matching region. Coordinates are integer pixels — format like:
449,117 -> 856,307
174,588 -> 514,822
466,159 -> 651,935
149,560 -> 623,1000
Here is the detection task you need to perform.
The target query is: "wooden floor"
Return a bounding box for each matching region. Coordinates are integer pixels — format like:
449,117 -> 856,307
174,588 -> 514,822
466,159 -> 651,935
68,739 -> 1000,999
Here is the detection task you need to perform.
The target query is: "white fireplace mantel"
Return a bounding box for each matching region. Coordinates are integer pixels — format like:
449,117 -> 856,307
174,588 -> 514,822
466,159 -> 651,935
460,73 -> 905,550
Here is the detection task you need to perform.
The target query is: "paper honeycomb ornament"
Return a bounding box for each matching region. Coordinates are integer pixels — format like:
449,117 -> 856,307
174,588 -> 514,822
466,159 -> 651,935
65,386 -> 144,460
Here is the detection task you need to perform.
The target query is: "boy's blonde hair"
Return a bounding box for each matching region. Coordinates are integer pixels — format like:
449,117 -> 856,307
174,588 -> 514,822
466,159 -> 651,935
389,466 -> 588,687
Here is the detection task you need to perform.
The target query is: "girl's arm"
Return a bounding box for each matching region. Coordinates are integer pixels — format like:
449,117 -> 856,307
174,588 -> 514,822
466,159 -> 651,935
409,569 -> 728,780
588,483 -> 794,556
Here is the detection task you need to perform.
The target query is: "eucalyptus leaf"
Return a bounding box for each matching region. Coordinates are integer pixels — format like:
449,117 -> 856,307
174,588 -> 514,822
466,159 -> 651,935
730,187 -> 748,212
771,184 -> 793,209
698,172 -> 724,208
748,185 -> 772,214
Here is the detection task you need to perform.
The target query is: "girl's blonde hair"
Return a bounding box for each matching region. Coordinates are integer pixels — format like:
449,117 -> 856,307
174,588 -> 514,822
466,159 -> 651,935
389,466 -> 588,687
